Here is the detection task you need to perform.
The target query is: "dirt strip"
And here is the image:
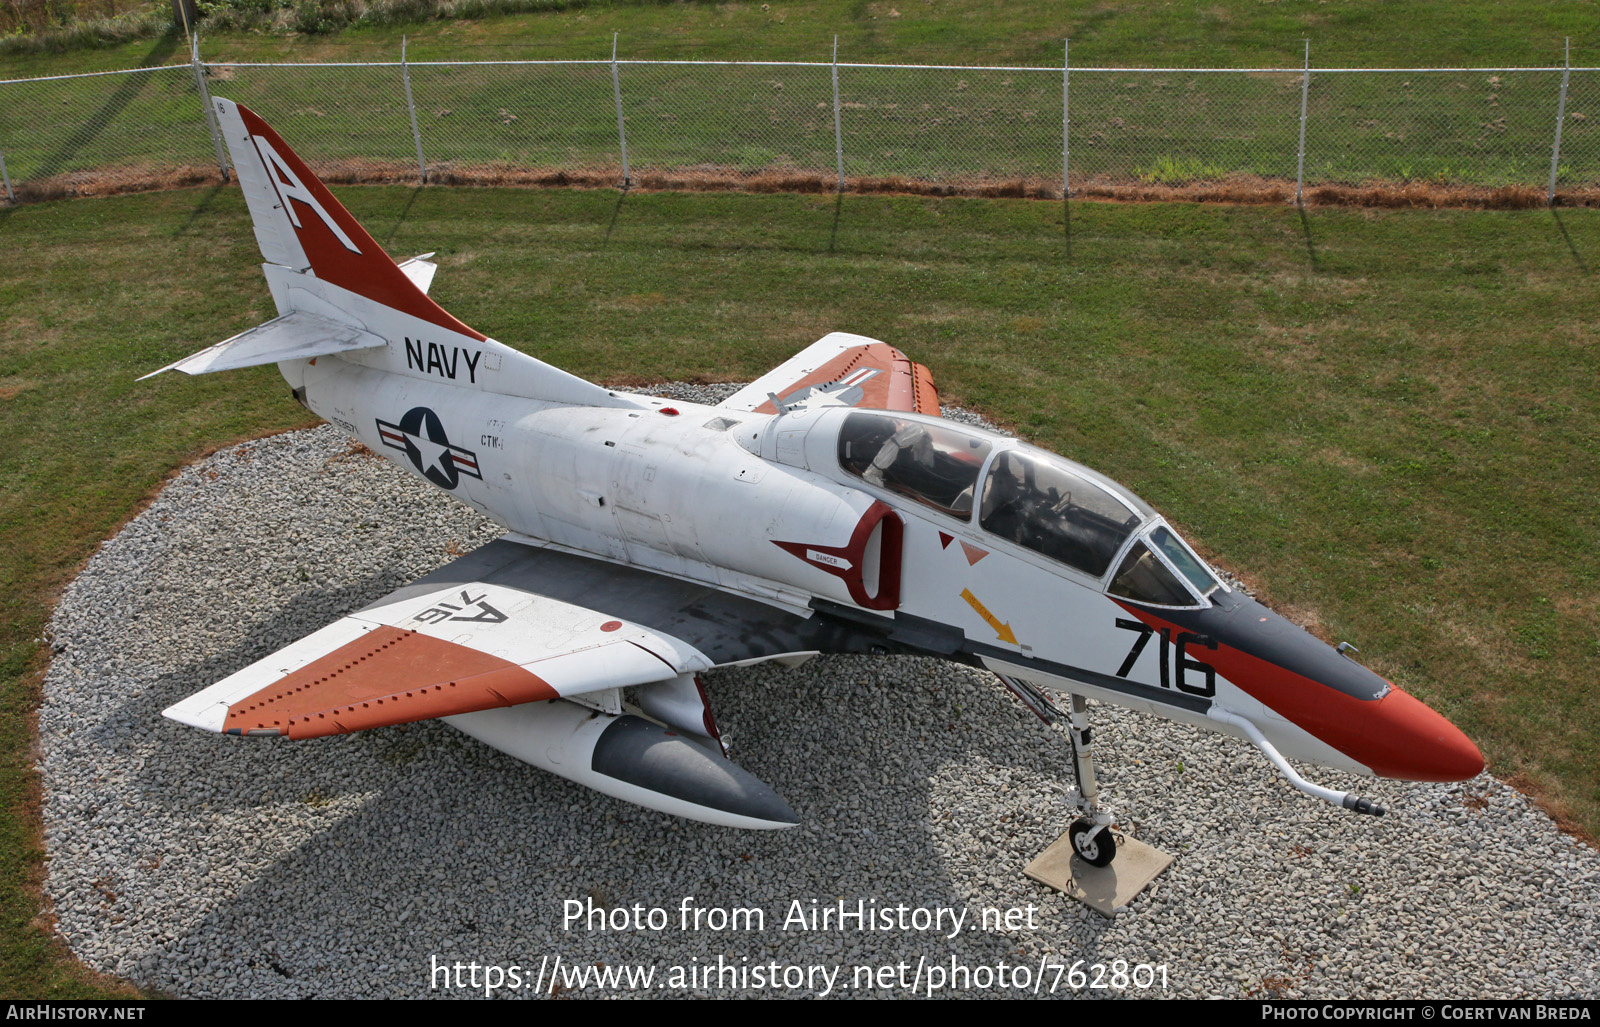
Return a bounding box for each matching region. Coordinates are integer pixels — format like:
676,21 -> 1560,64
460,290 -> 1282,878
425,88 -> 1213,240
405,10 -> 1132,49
11,160 -> 1598,210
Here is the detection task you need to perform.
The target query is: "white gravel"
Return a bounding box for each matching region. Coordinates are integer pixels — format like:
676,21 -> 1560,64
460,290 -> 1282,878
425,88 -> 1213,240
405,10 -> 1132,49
38,386 -> 1600,999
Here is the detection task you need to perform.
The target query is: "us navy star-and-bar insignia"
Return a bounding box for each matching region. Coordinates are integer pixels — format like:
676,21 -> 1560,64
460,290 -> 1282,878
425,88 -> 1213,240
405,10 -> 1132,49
376,406 -> 483,491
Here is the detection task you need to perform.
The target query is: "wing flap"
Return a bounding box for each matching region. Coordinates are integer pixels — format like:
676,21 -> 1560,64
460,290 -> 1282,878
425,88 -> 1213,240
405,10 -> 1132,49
164,583 -> 709,740
718,331 -> 939,416
137,310 -> 386,380
217,624 -> 559,738
163,616 -> 379,732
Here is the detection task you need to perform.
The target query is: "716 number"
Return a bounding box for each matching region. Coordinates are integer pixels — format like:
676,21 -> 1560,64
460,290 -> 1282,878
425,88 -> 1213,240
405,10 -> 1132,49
1113,619 -> 1217,697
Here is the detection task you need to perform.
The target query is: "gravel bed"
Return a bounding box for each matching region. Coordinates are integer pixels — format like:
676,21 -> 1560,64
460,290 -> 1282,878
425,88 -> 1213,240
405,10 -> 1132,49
38,386 -> 1600,999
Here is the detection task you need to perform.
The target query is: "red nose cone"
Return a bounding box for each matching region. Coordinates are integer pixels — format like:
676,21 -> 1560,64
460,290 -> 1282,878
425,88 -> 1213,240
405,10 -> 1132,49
1361,686 -> 1485,782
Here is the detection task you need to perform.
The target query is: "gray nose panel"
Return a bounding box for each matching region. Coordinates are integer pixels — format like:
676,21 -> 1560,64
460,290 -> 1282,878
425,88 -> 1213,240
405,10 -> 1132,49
1137,590 -> 1389,702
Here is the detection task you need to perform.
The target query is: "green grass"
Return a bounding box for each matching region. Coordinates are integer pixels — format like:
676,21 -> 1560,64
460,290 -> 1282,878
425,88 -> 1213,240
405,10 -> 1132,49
3,186 -> 1599,995
0,188 -> 317,997
1135,153 -> 1232,184
5,3 -> 1600,202
3,0 -> 1597,71
0,49 -> 1590,199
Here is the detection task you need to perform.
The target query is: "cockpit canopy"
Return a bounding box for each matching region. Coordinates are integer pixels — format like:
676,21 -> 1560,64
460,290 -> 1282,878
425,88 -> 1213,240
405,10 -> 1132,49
1107,525 -> 1220,606
833,410 -> 1222,607
837,412 -> 993,518
979,448 -> 1143,578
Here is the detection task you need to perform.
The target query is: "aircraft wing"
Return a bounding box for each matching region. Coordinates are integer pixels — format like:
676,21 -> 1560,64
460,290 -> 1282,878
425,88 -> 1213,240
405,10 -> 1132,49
164,537 -> 901,740
718,331 -> 940,416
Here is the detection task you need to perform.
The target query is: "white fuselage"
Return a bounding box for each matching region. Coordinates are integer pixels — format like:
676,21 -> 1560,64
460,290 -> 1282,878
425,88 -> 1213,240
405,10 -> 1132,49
291,353 -> 1367,777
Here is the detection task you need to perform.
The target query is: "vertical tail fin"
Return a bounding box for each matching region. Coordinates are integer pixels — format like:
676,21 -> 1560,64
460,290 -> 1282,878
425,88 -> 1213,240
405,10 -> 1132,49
180,97 -> 632,408
214,97 -> 484,342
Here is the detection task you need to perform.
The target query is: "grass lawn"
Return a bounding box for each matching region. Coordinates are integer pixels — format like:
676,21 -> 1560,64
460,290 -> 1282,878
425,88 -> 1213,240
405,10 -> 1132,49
6,2 -> 1600,205
2,182 -> 1598,993
3,0 -> 1597,72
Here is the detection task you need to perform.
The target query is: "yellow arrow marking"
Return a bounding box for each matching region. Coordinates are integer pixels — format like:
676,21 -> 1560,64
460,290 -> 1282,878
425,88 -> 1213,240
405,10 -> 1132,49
960,588 -> 1018,645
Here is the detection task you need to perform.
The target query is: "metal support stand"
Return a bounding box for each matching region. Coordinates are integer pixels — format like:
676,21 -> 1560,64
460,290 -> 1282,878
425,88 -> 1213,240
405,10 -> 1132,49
1061,38 -> 1070,199
1549,37 -> 1571,205
1294,38 -> 1310,206
190,32 -> 230,183
402,35 -> 428,184
611,32 -> 631,189
831,36 -> 845,193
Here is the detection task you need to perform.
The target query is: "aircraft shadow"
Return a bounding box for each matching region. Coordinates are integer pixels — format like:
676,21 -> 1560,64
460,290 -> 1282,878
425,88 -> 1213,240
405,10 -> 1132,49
75,569 -> 428,816
67,649 -> 1127,997
53,579 -> 1127,995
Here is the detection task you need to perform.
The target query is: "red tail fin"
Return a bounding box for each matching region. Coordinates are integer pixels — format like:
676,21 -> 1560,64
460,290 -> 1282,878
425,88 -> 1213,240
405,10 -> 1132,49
217,98 -> 484,342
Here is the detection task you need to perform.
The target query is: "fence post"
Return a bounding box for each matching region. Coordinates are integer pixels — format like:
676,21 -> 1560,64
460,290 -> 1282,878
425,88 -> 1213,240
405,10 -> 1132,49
1548,37 -> 1571,204
611,32 -> 631,188
832,36 -> 845,192
190,32 -> 231,182
1295,39 -> 1310,206
402,36 -> 428,184
1062,38 -> 1070,199
0,140 -> 13,204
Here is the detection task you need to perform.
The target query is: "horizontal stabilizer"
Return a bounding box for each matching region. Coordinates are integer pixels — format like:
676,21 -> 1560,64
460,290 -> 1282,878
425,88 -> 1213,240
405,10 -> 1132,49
138,310 -> 385,380
397,253 -> 437,294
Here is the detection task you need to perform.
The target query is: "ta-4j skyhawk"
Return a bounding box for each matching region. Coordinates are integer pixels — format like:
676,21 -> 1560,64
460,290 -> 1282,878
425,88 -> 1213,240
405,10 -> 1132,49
150,100 -> 1483,867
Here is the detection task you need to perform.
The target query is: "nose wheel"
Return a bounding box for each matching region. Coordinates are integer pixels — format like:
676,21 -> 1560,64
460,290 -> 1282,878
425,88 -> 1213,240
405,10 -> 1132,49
1068,816 -> 1116,867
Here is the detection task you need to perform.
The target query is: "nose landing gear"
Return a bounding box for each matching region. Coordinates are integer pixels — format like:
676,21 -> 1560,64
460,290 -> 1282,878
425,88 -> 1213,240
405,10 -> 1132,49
1063,692 -> 1118,868
1002,676 -> 1176,916
997,676 -> 1117,867
1068,816 -> 1115,867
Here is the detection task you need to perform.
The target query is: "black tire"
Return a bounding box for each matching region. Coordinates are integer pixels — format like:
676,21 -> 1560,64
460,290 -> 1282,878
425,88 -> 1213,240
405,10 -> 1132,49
1069,818 -> 1116,868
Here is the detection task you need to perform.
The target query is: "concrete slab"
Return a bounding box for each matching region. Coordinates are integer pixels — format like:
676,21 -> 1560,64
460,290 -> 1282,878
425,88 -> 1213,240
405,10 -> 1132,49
1024,831 -> 1174,917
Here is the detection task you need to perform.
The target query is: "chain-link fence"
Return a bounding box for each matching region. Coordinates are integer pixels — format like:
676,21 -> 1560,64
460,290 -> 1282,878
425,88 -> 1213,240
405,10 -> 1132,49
4,44 -> 1600,205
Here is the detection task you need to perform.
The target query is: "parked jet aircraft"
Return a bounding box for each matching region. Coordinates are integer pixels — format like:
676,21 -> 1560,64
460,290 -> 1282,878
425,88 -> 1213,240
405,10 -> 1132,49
150,100 -> 1483,866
